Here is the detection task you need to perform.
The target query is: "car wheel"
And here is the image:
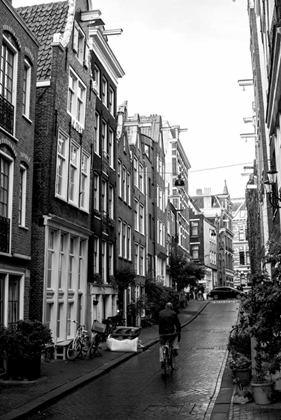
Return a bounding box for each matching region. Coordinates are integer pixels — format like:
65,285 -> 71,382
213,294 -> 219,300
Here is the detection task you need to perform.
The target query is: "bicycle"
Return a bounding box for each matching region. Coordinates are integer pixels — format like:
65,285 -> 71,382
160,332 -> 177,375
90,320 -> 107,357
66,321 -> 91,361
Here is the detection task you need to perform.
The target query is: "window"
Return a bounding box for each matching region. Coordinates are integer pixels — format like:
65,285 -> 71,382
192,245 -> 199,259
93,237 -> 99,274
101,180 -> 107,214
122,166 -> 126,201
68,237 -> 75,289
101,120 -> 107,157
56,131 -> 90,211
134,244 -> 139,274
139,204 -> 144,234
80,152 -> 90,212
102,76 -> 108,107
123,222 -> 126,258
56,131 -> 69,200
109,185 -> 114,219
133,157 -> 138,187
109,243 -> 114,275
191,222 -> 199,236
139,163 -> 144,193
0,152 -> 13,253
0,34 -> 17,134
58,233 -> 65,289
67,68 -> 86,128
109,87 -> 114,115
118,161 -> 122,197
69,142 -> 80,206
134,199 -> 139,231
8,276 -> 20,326
78,239 -> 85,290
18,165 -> 27,226
108,129 -> 114,168
140,246 -> 144,276
127,172 -> 131,206
101,240 -> 107,281
94,112 -> 100,155
239,251 -> 245,265
127,226 -> 131,260
47,230 -> 55,288
239,229 -> 245,241
93,173 -> 99,211
94,65 -> 100,95
73,23 -> 85,63
22,59 -> 31,118
118,219 -> 122,257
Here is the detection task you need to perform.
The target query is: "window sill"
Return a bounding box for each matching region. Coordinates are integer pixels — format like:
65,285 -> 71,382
0,126 -> 18,142
22,114 -> 33,124
18,225 -> 29,231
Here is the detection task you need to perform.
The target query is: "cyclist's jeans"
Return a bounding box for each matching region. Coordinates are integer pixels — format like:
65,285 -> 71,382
159,333 -> 179,362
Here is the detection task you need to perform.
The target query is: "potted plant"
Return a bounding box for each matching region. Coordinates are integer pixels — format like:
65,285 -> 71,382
228,353 -> 252,384
227,311 -> 252,384
0,320 -> 53,381
246,279 -> 281,404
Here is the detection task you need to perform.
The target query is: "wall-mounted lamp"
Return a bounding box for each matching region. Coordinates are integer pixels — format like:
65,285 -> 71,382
211,230 -> 216,237
264,168 -> 281,209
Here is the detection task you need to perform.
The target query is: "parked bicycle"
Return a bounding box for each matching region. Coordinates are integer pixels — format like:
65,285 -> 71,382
90,320 -> 107,357
161,333 -> 176,375
66,321 -> 92,361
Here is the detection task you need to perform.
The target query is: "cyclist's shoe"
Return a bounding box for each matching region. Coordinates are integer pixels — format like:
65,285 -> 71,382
172,349 -> 178,356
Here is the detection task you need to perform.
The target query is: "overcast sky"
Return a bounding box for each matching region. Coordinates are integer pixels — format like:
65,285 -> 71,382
13,0 -> 255,198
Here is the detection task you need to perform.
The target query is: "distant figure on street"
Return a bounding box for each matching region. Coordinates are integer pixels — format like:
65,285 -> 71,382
198,284 -> 205,300
158,302 -> 181,366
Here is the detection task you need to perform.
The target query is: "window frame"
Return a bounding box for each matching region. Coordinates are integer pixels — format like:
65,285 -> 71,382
18,164 -> 27,227
67,67 -> 87,129
22,58 -> 31,119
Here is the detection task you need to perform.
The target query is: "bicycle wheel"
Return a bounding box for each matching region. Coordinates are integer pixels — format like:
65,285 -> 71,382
89,334 -> 99,359
163,347 -> 168,375
81,336 -> 90,358
66,338 -> 82,360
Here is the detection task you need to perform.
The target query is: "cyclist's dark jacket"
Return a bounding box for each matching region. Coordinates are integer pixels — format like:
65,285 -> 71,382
158,308 -> 181,335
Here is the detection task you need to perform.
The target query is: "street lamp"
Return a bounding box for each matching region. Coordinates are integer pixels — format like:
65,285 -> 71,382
264,167 -> 281,209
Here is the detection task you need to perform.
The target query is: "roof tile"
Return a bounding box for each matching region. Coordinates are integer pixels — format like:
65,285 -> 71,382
16,1 -> 69,81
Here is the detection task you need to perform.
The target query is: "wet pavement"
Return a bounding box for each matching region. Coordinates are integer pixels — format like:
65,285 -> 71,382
0,300 -> 281,420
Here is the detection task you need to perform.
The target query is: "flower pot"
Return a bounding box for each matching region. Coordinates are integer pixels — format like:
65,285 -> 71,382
234,368 -> 251,384
251,381 -> 274,405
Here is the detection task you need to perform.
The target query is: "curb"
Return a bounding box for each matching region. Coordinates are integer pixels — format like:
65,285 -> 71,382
0,301 -> 209,420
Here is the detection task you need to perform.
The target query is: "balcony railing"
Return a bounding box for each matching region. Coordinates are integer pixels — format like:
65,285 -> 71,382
0,215 -> 10,253
0,94 -> 14,135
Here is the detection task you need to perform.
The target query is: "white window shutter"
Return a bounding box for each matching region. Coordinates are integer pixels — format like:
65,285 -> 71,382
73,25 -> 78,53
84,43 -> 89,69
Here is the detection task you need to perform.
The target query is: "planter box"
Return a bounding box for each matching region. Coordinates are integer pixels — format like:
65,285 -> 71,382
4,357 -> 41,381
234,368 -> 251,385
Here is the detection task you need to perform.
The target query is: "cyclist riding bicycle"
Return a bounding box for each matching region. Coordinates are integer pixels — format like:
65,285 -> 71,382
158,302 -> 181,366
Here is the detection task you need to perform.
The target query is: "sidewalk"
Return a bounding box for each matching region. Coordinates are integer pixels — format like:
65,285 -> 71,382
1,300 -> 280,420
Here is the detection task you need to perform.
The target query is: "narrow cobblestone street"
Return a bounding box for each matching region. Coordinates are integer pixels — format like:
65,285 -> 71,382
25,301 -> 239,420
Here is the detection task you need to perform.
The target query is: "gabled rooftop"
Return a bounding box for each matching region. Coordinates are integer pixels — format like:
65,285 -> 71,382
16,1 -> 69,81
